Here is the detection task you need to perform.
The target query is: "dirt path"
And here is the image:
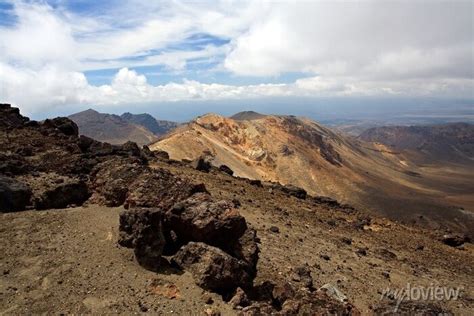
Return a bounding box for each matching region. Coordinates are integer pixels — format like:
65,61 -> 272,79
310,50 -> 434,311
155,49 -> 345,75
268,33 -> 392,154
0,207 -> 233,315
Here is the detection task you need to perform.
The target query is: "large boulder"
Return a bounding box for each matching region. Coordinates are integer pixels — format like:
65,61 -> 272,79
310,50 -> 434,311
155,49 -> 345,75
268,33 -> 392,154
441,234 -> 470,247
172,242 -> 252,294
165,193 -> 247,250
191,156 -> 212,172
280,184 -> 307,199
34,178 -> 90,209
0,176 -> 32,212
90,158 -> 148,206
219,164 -> 234,176
228,226 -> 259,277
0,153 -> 29,175
118,208 -> 165,268
0,104 -> 29,128
42,117 -> 79,136
125,170 -> 207,210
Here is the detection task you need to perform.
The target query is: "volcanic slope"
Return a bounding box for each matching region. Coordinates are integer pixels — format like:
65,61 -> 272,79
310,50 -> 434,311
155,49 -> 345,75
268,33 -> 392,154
1,104 -> 473,314
151,113 -> 474,235
69,109 -> 177,146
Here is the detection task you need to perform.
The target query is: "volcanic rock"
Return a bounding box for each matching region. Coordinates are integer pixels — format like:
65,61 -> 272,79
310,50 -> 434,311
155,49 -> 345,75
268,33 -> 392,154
165,193 -> 247,250
118,208 -> 165,268
280,184 -> 307,199
125,170 -> 207,209
34,178 -> 89,210
0,104 -> 29,128
291,264 -> 314,290
227,226 -> 259,277
272,282 -> 296,306
229,287 -> 250,308
42,117 -> 79,136
0,153 -> 28,175
172,242 -> 252,294
91,157 -> 147,206
442,234 -> 470,247
0,176 -> 32,212
218,165 -> 234,176
192,156 -> 212,172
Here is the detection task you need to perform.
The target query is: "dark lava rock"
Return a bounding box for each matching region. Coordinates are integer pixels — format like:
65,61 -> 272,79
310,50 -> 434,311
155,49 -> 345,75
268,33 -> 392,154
118,208 -> 165,268
291,264 -> 314,290
248,179 -> 262,187
442,234 -> 470,247
42,117 -> 79,136
165,193 -> 247,250
228,226 -> 259,277
154,149 -> 170,160
172,242 -> 252,294
0,176 -> 32,212
0,104 -> 29,128
281,184 -> 307,199
356,248 -> 367,256
272,282 -> 296,306
280,144 -> 294,156
91,158 -> 147,206
312,196 -> 341,207
269,226 -> 280,233
0,153 -> 29,175
119,141 -> 141,157
341,237 -> 352,245
218,164 -> 234,176
34,179 -> 89,209
125,170 -> 207,209
192,156 -> 212,172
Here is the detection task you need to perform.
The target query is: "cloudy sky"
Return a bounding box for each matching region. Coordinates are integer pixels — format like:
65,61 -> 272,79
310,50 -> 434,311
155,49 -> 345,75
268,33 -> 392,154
0,0 -> 473,118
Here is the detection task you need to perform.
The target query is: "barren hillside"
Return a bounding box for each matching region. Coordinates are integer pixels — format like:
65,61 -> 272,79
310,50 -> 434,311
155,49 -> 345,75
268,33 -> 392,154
151,113 -> 474,235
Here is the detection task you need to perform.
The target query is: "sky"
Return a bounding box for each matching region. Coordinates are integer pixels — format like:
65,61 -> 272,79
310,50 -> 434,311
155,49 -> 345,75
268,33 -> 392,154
0,0 -> 473,119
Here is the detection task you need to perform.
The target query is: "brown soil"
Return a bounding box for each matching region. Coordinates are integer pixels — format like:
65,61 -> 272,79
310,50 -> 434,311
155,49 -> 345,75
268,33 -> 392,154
2,160 -> 473,314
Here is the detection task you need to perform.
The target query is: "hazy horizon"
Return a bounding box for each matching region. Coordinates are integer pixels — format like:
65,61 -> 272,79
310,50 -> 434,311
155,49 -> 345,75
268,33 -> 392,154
1,0 -> 473,120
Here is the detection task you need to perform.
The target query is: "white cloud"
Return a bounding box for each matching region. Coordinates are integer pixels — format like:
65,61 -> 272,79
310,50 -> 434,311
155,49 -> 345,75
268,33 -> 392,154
3,66 -> 472,117
0,0 -> 473,114
224,1 -> 473,80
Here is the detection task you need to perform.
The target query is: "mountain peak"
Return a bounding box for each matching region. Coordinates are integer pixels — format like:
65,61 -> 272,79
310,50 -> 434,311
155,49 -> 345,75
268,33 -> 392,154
231,111 -> 267,121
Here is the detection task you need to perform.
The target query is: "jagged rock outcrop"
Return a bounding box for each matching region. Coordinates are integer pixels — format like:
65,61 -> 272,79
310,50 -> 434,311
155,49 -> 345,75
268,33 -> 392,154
191,156 -> 212,172
219,164 -> 234,176
0,176 -> 32,212
118,208 -> 166,268
34,178 -> 90,210
172,242 -> 253,294
124,170 -> 207,209
165,193 -> 247,249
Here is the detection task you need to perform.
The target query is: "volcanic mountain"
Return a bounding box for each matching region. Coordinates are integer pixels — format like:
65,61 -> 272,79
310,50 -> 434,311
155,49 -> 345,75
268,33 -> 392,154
1,104 -> 473,314
69,109 -> 177,146
359,123 -> 474,164
120,112 -> 178,136
151,112 -> 474,234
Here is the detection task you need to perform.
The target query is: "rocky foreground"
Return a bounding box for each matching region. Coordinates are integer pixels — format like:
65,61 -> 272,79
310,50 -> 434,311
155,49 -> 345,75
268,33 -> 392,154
1,104 -> 473,314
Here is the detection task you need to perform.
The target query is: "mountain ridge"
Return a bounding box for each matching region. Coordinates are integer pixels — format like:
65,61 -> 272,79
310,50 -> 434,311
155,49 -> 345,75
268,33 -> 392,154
69,109 -> 178,146
151,112 -> 474,235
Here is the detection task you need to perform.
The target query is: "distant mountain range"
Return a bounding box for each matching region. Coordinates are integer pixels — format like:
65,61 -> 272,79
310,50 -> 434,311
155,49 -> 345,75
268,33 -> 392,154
150,112 -> 474,234
68,109 -> 178,146
358,123 -> 474,164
